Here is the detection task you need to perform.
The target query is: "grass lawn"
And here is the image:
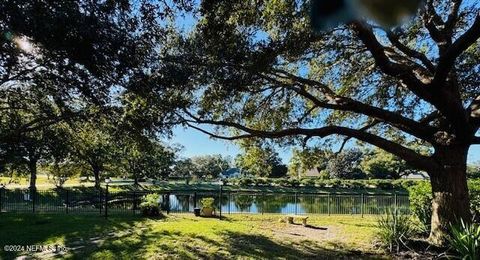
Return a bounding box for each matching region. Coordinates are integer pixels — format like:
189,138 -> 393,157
0,175 -> 95,189
0,213 -> 386,259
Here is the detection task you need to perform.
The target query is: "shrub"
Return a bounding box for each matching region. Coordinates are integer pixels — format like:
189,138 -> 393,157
326,179 -> 341,188
395,179 -> 416,189
200,197 -> 216,210
343,180 -> 366,189
272,178 -> 284,186
51,175 -> 69,188
287,178 -> 300,187
377,180 -> 394,190
254,178 -> 269,186
365,179 -> 379,188
314,179 -> 327,188
448,219 -> 480,260
319,169 -> 330,180
139,193 -> 162,217
237,177 -> 253,186
300,178 -> 315,187
406,181 -> 432,234
469,180 -> 480,220
377,210 -> 415,253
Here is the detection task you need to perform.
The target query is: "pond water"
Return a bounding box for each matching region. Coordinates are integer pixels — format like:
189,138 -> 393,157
163,193 -> 409,215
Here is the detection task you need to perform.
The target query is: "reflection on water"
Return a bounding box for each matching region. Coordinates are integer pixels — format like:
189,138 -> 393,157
165,193 -> 409,215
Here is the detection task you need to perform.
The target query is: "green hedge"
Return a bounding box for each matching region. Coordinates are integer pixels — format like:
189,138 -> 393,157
406,180 -> 480,234
222,177 -> 418,190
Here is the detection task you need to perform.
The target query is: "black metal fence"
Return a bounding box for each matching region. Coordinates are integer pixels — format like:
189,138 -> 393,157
0,188 -> 409,217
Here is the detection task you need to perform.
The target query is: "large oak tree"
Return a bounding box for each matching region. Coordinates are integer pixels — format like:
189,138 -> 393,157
0,0 -> 192,190
170,0 -> 480,244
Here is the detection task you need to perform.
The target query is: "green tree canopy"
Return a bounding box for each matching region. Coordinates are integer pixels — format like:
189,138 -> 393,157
288,147 -> 331,177
191,154 -> 230,179
360,148 -> 413,179
118,136 -> 177,184
235,141 -> 287,178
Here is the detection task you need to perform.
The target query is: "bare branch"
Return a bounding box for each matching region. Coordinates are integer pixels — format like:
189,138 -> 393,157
385,30 -> 435,72
335,120 -> 380,155
350,21 -> 434,103
423,0 -> 447,46
420,111 -> 441,124
262,72 -> 437,142
445,0 -> 463,33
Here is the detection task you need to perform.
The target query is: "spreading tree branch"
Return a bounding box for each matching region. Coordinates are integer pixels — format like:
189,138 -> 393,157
262,71 -> 437,142
335,120 -> 380,155
183,111 -> 437,172
432,11 -> 480,87
385,30 -> 435,72
350,21 -> 434,103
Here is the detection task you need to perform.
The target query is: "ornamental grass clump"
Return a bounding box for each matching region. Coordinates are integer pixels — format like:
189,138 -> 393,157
448,219 -> 480,260
377,209 -> 414,253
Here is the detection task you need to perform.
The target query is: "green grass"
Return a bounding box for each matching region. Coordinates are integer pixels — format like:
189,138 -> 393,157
0,175 -> 94,189
0,213 -> 386,259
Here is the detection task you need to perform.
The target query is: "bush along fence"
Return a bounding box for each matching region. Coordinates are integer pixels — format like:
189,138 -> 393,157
0,187 -> 409,218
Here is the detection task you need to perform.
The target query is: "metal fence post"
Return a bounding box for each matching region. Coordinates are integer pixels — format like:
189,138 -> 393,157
32,189 -> 36,213
228,192 -> 231,214
132,191 -> 136,215
261,193 -> 265,215
166,192 -> 170,214
0,187 -> 3,213
361,193 -> 364,218
327,193 -> 330,216
104,185 -> 108,219
294,192 -> 298,215
66,190 -> 69,214
99,189 -> 102,215
394,193 -> 397,213
219,186 -> 222,219
193,192 -> 197,209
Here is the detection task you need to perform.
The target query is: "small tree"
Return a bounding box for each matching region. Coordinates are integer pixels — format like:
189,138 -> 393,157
119,136 -> 176,185
235,141 -> 286,178
70,121 -> 116,188
326,149 -> 366,179
172,158 -> 196,179
191,154 -> 230,179
360,148 -> 413,179
288,148 -> 331,177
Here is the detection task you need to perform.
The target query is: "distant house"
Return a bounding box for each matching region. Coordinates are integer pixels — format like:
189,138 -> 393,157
402,172 -> 429,180
219,168 -> 242,179
302,168 -> 321,178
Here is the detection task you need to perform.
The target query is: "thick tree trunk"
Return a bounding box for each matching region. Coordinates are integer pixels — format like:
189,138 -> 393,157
28,159 -> 37,194
92,166 -> 101,189
133,174 -> 139,186
428,145 -> 471,245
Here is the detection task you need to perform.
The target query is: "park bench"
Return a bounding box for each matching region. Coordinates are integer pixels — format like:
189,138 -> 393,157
279,215 -> 309,226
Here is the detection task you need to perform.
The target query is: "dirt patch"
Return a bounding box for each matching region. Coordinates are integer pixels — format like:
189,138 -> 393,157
267,223 -> 341,242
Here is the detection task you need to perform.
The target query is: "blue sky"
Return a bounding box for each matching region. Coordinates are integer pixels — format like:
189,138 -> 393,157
167,127 -> 480,164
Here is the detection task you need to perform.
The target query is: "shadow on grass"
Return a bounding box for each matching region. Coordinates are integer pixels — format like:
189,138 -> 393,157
0,214 -> 384,259
219,231 -> 381,260
0,213 -> 139,259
